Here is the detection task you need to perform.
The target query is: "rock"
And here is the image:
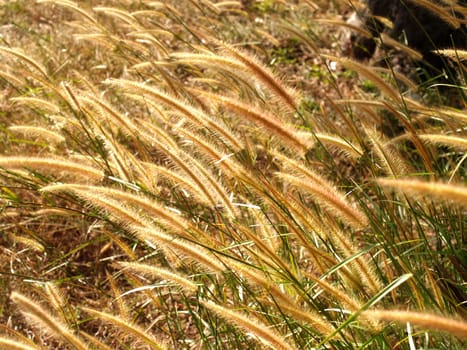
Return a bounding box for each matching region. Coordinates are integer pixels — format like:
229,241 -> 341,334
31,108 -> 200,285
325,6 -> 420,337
351,0 -> 467,83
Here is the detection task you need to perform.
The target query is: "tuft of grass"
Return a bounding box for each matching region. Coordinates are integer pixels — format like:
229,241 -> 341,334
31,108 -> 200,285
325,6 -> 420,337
10,292 -> 90,350
0,0 -> 465,349
361,309 -> 467,339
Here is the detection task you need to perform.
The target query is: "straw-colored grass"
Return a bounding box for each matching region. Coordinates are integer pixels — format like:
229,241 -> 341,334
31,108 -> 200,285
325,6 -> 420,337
362,309 -> 467,339
377,178 -> 467,206
0,0 -> 465,349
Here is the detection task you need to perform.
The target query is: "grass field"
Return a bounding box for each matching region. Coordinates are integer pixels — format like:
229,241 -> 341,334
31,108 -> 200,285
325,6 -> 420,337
0,0 -> 466,349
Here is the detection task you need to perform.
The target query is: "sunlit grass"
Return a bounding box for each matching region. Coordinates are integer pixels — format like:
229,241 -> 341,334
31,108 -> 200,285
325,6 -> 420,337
0,0 -> 465,349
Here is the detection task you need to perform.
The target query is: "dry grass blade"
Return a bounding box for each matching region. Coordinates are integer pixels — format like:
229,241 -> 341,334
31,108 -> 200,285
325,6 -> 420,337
195,90 -> 311,152
105,78 -> 243,150
379,33 -> 423,61
277,172 -> 368,229
324,223 -> 383,295
1,0 -> 465,348
372,67 -> 419,93
362,309 -> 467,338
377,178 -> 467,205
175,128 -> 240,177
277,23 -> 319,53
8,126 -> 65,145
92,7 -> 137,25
313,132 -> 363,159
41,184 -> 193,233
264,300 -> 335,336
329,56 -> 403,102
418,134 -> 467,151
0,47 -> 48,77
43,185 -> 150,228
272,151 -> 329,187
9,234 -> 44,253
435,49 -> 467,61
155,145 -> 237,216
420,107 -> 467,124
171,52 -> 245,70
126,32 -> 169,57
133,226 -> 225,272
142,162 -> 211,205
106,272 -> 131,321
44,283 -> 68,323
313,18 -> 371,38
0,338 -> 40,350
201,301 -> 296,350
82,307 -> 166,350
171,153 -> 237,216
118,262 -> 199,293
43,185 -> 222,269
0,157 -> 104,182
226,259 -> 297,306
0,67 -> 25,86
78,332 -> 114,350
365,127 -> 411,177
409,0 -> 462,28
78,94 -> 141,137
10,97 -> 61,114
11,292 -> 90,350
217,41 -> 299,112
303,268 -> 364,311
92,131 -> 132,182
37,0 -> 98,24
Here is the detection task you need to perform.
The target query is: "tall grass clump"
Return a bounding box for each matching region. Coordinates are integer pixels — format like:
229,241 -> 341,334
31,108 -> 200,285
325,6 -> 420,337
0,0 -> 465,349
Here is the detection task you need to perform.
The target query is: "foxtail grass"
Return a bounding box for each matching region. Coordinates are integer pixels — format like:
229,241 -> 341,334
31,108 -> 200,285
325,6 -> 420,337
1,0 -> 465,348
82,307 -> 167,350
201,300 -> 296,350
0,46 -> 48,78
195,90 -> 312,152
276,172 -> 368,229
118,262 -> 199,294
8,126 -> 66,145
362,309 -> 467,339
410,0 -> 463,28
11,292 -> 89,350
435,49 -> 467,61
0,157 -> 104,182
418,134 -> 467,151
0,338 -> 40,350
377,178 -> 467,206
217,41 -> 300,112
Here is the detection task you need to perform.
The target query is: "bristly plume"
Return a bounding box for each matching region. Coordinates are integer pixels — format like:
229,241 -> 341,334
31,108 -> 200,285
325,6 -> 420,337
276,172 -> 368,229
0,338 -> 41,350
10,292 -> 90,350
377,178 -> 467,206
361,309 -> 467,338
82,307 -> 167,350
118,262 -> 199,294
0,156 -> 104,182
216,41 -> 300,113
201,300 -> 296,350
195,90 -> 312,153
